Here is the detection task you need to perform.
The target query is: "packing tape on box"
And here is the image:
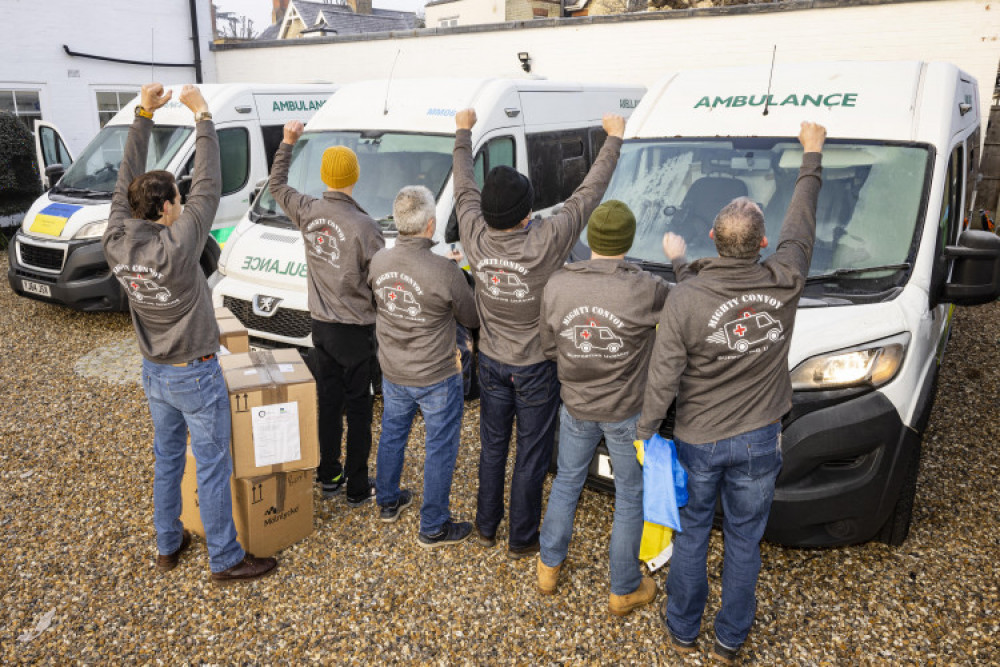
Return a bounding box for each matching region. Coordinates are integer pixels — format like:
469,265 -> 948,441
249,349 -> 289,406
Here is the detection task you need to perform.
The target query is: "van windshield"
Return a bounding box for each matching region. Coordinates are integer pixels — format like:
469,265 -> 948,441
53,125 -> 192,198
253,130 -> 455,230
599,138 -> 931,296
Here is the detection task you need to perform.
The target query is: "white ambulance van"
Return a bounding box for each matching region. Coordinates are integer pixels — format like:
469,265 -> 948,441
579,61 -> 1000,547
7,83 -> 336,312
211,77 -> 645,349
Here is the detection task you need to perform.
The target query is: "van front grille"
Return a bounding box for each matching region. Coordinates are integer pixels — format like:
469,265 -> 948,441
223,296 -> 311,340
18,240 -> 66,272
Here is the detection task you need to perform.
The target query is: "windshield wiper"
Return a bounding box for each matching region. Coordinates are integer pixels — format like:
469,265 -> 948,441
806,263 -> 911,283
51,185 -> 109,199
253,210 -> 292,226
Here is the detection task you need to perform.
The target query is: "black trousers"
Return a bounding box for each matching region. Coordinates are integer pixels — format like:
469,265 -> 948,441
311,319 -> 375,498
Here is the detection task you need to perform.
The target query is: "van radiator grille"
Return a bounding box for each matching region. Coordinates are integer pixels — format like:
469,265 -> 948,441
18,241 -> 65,271
223,296 -> 311,340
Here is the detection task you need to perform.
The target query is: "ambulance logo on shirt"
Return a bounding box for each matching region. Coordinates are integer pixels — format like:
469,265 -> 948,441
706,299 -> 785,356
474,259 -> 532,303
373,272 -> 425,321
112,265 -> 175,307
304,219 -> 345,267
559,308 -> 627,359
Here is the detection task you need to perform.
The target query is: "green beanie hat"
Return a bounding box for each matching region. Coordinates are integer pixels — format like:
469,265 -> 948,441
587,200 -> 636,256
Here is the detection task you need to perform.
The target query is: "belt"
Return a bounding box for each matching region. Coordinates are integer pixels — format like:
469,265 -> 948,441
171,353 -> 216,367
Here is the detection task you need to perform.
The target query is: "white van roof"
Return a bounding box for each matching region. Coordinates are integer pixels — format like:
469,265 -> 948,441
629,61 -> 978,145
306,77 -> 645,134
109,82 -> 337,127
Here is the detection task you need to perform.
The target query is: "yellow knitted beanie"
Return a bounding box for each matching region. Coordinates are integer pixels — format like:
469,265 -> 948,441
320,145 -> 360,189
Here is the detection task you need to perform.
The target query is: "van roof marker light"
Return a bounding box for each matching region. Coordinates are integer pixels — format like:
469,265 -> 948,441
235,105 -> 252,114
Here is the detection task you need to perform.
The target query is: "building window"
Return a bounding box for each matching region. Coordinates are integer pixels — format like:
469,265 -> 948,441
96,90 -> 139,128
0,89 -> 42,130
438,17 -> 458,27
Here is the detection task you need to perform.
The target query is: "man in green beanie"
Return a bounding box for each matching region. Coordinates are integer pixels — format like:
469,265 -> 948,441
536,199 -> 689,615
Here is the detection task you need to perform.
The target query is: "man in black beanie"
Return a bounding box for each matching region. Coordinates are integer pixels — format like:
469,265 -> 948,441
452,108 -> 625,558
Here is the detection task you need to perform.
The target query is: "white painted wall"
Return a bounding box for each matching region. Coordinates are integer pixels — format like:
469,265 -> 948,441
425,0 -> 505,27
214,0 -> 999,135
0,0 -> 216,155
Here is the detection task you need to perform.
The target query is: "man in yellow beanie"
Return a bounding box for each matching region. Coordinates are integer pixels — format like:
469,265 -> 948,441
269,121 -> 384,507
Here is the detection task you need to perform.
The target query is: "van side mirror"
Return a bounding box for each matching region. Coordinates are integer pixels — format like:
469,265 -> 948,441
251,177 -> 268,203
44,163 -> 65,190
177,175 -> 193,204
941,230 -> 1000,305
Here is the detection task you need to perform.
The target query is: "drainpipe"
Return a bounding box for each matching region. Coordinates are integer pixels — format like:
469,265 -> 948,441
188,0 -> 204,83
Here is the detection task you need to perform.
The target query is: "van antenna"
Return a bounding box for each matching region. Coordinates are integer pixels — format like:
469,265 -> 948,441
383,49 -> 401,116
762,45 -> 776,116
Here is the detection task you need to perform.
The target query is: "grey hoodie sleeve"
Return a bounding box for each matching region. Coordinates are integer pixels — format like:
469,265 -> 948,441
164,120 -> 222,260
771,152 -> 823,278
636,298 -> 689,440
450,263 -> 480,329
107,117 -> 152,239
539,286 -> 557,361
452,129 -> 482,244
269,142 -> 316,230
543,136 -> 623,254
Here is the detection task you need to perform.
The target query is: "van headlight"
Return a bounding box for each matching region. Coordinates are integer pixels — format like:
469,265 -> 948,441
790,333 -> 909,391
73,220 -> 109,239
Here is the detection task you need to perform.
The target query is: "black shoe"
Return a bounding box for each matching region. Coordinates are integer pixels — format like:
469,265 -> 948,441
474,522 -> 496,548
507,541 -> 540,560
379,489 -> 414,522
668,629 -> 698,655
210,553 -> 278,584
711,637 -> 740,664
346,478 -> 376,507
320,473 -> 345,498
417,520 -> 473,549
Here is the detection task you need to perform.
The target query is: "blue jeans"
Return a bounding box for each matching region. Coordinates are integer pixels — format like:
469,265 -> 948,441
142,357 -> 244,573
375,374 -> 464,535
540,407 -> 644,595
476,353 -> 560,549
664,421 -> 783,649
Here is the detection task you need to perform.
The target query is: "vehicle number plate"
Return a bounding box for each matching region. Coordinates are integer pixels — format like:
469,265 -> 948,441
22,280 -> 51,297
597,453 -> 614,480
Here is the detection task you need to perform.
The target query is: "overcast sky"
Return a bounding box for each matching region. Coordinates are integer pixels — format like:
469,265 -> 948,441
214,0 -> 428,31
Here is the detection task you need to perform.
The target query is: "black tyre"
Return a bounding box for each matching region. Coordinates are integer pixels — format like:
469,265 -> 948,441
877,440 -> 922,546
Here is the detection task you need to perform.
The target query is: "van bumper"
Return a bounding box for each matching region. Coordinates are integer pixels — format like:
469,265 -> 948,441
7,233 -> 129,312
765,390 -> 912,547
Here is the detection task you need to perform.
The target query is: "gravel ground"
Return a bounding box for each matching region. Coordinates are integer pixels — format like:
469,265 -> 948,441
1,250 -> 998,664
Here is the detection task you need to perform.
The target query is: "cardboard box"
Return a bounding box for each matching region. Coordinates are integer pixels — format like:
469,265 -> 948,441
215,306 -> 249,354
220,349 -> 319,479
180,447 -> 315,558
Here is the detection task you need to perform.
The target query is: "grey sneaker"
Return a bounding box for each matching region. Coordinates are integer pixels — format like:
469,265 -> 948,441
711,637 -> 740,664
379,489 -> 413,523
320,473 -> 345,498
417,520 -> 473,549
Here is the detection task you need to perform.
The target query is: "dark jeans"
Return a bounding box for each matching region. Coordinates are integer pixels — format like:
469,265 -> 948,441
476,353 -> 560,549
312,319 -> 375,498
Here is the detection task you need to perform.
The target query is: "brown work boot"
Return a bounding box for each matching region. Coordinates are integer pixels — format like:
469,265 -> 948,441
609,575 -> 658,616
536,557 -> 564,595
155,530 -> 192,572
210,554 -> 278,584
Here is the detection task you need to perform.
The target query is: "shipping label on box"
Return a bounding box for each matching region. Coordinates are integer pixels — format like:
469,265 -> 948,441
181,447 -> 314,558
221,349 -> 318,479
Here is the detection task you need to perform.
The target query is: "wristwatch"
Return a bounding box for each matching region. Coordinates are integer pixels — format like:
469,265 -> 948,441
134,106 -> 153,120
194,110 -> 213,122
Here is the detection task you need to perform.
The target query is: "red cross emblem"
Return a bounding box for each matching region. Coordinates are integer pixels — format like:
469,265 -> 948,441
581,329 -> 591,339
742,311 -> 753,318
388,292 -> 397,301
491,275 -> 500,285
130,282 -> 138,290
733,324 -> 747,337
317,236 -> 324,244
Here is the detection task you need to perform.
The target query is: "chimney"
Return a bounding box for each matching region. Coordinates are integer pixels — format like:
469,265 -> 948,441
272,0 -> 290,24
346,0 -> 372,14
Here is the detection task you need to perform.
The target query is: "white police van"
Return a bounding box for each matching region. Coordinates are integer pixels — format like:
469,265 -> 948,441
7,83 -> 336,312
211,77 -> 645,351
578,61 -> 1000,547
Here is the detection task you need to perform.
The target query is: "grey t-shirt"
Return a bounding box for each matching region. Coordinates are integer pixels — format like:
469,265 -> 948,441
368,235 -> 479,387
636,152 -> 824,443
103,117 -> 221,364
452,129 -> 622,367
